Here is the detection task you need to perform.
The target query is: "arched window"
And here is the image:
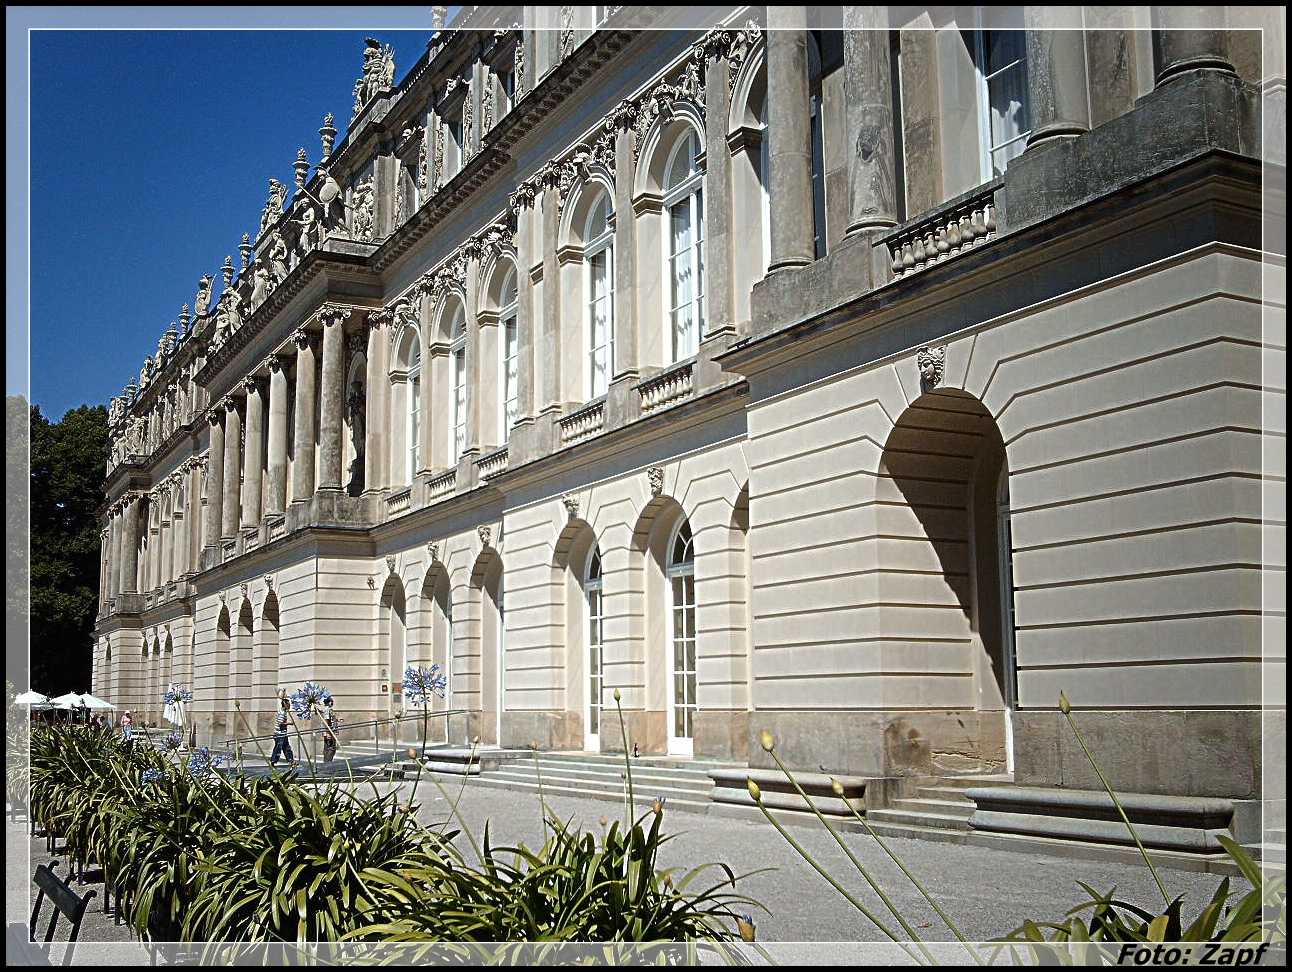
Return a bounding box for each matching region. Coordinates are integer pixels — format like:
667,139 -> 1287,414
663,129 -> 705,363
585,545 -> 605,748
449,305 -> 467,463
406,332 -> 422,483
499,269 -> 519,441
667,520 -> 696,753
585,193 -> 615,398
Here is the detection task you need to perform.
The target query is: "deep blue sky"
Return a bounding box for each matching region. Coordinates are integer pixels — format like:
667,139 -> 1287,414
13,9 -> 453,420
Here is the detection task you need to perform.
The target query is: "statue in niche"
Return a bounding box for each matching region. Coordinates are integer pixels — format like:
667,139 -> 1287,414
346,379 -> 366,496
268,231 -> 290,283
394,178 -> 408,226
352,176 -> 376,241
195,275 -> 213,316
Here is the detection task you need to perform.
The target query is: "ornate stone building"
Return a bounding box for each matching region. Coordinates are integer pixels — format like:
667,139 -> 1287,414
93,7 -> 1282,845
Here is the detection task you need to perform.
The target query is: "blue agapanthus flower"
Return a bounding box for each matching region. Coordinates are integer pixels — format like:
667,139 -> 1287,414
289,681 -> 333,721
186,747 -> 224,777
403,665 -> 447,708
162,685 -> 193,705
161,731 -> 183,751
141,768 -> 167,784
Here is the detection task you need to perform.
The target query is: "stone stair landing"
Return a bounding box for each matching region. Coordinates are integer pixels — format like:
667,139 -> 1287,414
866,774 -> 1014,844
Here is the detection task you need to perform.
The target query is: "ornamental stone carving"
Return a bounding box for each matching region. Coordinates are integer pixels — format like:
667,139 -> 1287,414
386,555 -> 396,574
648,466 -> 664,496
478,525 -> 492,547
427,540 -> 440,563
917,346 -> 946,390
513,28 -> 526,96
562,494 -> 579,520
259,179 -> 288,239
352,38 -> 396,123
264,573 -> 274,591
352,175 -> 376,242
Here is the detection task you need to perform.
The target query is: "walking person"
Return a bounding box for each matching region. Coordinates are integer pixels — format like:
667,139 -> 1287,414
270,697 -> 295,768
120,710 -> 133,747
322,696 -> 339,764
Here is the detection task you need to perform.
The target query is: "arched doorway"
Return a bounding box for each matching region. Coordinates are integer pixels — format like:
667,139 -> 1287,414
879,388 -> 1016,770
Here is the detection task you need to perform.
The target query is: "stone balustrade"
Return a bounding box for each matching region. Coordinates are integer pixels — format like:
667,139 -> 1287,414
386,486 -> 413,515
559,401 -> 605,444
476,447 -> 509,480
267,515 -> 286,541
221,539 -> 237,563
638,361 -> 694,414
427,469 -> 457,501
882,181 -> 1000,280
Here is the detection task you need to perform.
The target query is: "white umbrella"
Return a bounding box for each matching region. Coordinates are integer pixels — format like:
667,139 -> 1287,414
78,692 -> 116,709
47,692 -> 83,708
13,691 -> 48,705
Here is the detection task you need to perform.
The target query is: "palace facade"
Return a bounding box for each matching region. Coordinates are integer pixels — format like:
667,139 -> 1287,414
92,6 -> 1282,841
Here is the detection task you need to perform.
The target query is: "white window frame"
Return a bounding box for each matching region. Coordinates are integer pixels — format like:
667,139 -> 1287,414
666,520 -> 696,755
499,271 -> 519,442
585,545 -> 604,751
449,307 -> 467,464
973,24 -> 1031,181
407,337 -> 421,482
585,193 -> 615,400
663,129 -> 705,365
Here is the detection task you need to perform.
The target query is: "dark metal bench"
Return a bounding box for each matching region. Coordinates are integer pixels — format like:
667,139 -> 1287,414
23,860 -> 96,966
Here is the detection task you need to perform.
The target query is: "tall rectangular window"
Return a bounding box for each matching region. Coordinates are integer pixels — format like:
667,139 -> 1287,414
975,30 -> 1030,179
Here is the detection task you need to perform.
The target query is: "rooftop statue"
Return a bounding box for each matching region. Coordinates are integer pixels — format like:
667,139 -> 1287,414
352,38 -> 395,123
259,179 -> 289,239
195,275 -> 213,316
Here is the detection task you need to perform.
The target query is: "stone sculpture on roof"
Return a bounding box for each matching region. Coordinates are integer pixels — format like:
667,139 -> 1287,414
352,38 -> 395,123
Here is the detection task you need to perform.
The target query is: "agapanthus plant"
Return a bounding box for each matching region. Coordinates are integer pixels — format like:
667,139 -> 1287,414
141,768 -> 168,785
161,731 -> 183,751
162,685 -> 194,706
403,665 -> 447,708
186,746 -> 224,777
289,681 -> 333,721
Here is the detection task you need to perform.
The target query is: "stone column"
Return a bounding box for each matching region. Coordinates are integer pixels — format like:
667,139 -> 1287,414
464,257 -> 482,455
1024,10 -> 1091,150
242,377 -> 265,527
291,329 -> 318,502
843,8 -> 899,235
190,460 -> 205,572
121,496 -> 140,594
514,203 -> 538,418
108,511 -> 122,599
1152,7 -> 1236,86
612,119 -> 638,375
266,356 -> 289,515
205,411 -> 224,551
540,187 -> 562,409
146,502 -> 159,592
318,305 -> 350,490
701,46 -> 734,335
365,313 -> 390,492
221,397 -> 242,539
765,8 -> 815,272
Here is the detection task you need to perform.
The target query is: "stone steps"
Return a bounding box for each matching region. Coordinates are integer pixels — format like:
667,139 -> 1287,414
403,750 -> 730,815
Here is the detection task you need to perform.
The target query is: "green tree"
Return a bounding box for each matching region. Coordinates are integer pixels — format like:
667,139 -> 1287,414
8,395 -> 31,689
29,403 -> 107,693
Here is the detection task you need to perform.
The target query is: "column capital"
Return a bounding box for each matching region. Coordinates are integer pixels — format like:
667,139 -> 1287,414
318,303 -> 353,328
222,396 -> 239,413
268,353 -> 288,374
244,375 -> 264,396
292,327 -> 318,351
206,408 -> 223,427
